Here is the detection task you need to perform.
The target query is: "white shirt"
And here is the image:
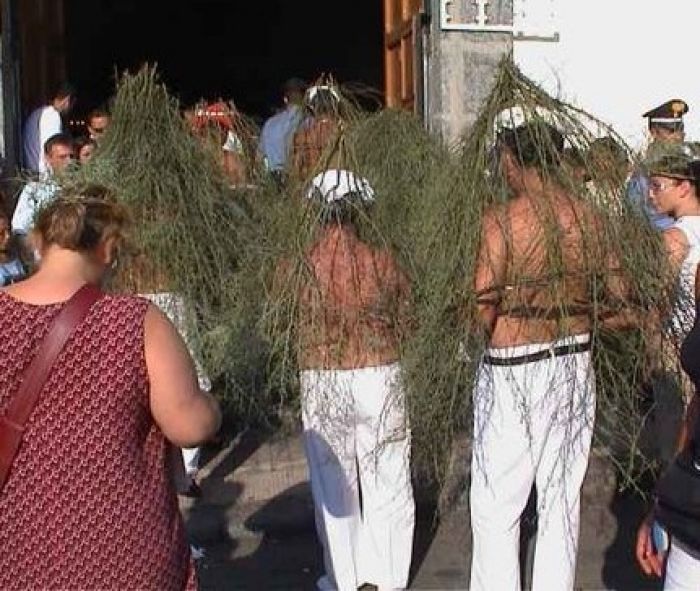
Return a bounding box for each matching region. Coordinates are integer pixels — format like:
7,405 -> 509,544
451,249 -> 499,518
38,106 -> 62,173
669,215 -> 700,340
12,176 -> 60,235
222,131 -> 243,154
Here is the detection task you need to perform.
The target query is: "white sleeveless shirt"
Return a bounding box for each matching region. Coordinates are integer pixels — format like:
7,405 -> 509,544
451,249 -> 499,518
669,216 -> 700,340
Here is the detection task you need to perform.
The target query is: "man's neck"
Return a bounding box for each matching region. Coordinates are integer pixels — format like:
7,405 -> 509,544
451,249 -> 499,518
518,168 -> 557,198
40,168 -> 56,181
320,223 -> 359,245
675,203 -> 700,219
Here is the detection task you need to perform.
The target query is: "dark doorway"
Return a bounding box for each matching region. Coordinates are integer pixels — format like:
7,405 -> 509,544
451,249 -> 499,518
64,0 -> 383,121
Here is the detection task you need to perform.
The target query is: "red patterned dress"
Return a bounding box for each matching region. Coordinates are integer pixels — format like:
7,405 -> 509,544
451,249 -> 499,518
0,292 -> 196,590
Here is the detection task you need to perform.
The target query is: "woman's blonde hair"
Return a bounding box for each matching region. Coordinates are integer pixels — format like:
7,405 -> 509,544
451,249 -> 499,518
34,184 -> 129,251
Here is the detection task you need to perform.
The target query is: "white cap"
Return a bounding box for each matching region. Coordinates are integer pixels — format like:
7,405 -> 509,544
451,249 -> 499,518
306,84 -> 341,104
306,169 -> 375,204
495,104 -> 564,131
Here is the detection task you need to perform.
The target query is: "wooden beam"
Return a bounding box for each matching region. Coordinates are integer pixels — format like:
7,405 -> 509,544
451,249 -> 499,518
384,0 -> 398,107
385,19 -> 414,48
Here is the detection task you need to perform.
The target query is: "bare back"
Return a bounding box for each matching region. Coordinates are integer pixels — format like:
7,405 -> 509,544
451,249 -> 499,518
298,227 -> 409,369
476,190 -> 603,347
292,119 -> 340,180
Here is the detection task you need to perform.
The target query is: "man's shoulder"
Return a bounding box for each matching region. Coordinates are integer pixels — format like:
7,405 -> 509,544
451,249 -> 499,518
39,105 -> 58,118
364,244 -> 400,271
19,178 -> 58,203
23,176 -> 56,191
263,109 -> 290,128
25,105 -> 45,121
23,107 -> 43,136
292,123 -> 313,144
18,180 -> 41,199
482,202 -> 510,225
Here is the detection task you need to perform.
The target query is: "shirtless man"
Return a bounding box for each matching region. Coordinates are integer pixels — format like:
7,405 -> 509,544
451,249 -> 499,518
292,173 -> 415,591
470,122 -> 616,591
292,85 -> 342,181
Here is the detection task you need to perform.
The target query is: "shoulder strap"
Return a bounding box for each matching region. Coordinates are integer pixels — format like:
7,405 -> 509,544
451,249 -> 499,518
3,284 -> 103,430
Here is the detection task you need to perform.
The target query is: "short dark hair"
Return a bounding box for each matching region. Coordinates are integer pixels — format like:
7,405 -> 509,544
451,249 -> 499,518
497,121 -> 565,171
87,106 -> 110,124
283,77 -> 307,99
74,135 -> 97,153
44,133 -> 74,155
52,82 -> 76,101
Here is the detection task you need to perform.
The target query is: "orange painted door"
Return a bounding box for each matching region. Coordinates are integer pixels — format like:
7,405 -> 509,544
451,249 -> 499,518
384,0 -> 422,111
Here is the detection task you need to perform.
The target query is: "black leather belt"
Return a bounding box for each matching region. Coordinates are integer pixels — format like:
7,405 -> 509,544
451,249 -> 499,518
482,341 -> 592,366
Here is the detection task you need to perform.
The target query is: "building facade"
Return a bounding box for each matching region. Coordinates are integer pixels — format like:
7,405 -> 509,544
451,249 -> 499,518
1,0 -> 67,181
386,0 -> 700,148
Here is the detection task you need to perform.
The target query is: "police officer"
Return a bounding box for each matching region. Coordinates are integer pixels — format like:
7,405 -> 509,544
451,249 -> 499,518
645,99 -> 688,143
628,99 -> 689,230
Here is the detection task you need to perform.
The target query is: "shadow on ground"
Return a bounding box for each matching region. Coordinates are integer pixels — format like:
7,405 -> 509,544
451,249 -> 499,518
183,432 -> 663,590
191,467 -> 439,590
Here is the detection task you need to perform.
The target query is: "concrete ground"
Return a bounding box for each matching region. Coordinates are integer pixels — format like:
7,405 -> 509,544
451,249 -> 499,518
181,431 -> 662,591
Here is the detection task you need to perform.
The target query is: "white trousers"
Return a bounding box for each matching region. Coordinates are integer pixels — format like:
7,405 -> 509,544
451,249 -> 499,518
665,538 -> 700,590
300,363 -> 415,591
141,292 -> 211,481
470,335 -> 596,591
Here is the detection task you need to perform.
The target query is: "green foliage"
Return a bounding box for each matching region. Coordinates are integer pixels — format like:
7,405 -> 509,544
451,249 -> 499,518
65,62 -> 681,494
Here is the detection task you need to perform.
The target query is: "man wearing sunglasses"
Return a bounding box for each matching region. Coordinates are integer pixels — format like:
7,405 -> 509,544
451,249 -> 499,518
627,99 -> 689,231
87,107 -> 111,144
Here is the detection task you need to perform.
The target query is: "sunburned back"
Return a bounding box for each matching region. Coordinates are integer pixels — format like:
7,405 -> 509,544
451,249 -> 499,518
293,118 -> 340,180
299,229 -> 407,369
490,192 -> 599,346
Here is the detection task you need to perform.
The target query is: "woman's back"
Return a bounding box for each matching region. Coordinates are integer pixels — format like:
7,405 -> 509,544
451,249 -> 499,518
0,292 -> 194,590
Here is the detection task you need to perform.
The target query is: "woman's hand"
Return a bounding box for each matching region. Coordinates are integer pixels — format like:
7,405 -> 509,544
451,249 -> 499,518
635,515 -> 665,578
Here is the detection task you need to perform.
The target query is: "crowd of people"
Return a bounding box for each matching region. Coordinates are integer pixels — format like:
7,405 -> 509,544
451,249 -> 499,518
0,71 -> 698,591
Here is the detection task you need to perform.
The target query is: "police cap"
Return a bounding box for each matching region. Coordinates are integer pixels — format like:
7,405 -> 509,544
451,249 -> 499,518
642,99 -> 689,129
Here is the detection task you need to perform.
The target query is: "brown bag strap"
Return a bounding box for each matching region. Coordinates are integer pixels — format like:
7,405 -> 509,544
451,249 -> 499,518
3,284 -> 103,431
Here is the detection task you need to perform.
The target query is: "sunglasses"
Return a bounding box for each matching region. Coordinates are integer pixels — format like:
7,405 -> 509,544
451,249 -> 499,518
649,179 -> 680,194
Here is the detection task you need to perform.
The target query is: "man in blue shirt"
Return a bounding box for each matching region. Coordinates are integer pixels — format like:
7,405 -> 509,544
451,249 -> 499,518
259,78 -> 306,178
627,99 -> 688,230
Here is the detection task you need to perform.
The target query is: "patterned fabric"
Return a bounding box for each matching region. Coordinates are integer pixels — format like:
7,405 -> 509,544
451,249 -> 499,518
0,292 -> 196,590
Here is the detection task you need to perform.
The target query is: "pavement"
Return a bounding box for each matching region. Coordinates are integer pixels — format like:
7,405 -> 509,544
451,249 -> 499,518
180,430 -> 662,591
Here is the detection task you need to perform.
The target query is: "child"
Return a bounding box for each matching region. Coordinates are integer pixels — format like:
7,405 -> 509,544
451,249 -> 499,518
0,211 -> 25,286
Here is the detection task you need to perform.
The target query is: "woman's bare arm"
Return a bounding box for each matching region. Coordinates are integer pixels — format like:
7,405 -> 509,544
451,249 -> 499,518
145,305 -> 221,447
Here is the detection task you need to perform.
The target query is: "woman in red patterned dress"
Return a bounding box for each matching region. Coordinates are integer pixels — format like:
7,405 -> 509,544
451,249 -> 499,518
0,185 -> 221,590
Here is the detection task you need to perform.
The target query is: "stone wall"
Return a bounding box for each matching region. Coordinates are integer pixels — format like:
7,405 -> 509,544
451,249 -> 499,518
425,0 -> 512,144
